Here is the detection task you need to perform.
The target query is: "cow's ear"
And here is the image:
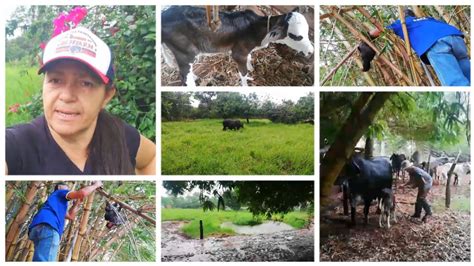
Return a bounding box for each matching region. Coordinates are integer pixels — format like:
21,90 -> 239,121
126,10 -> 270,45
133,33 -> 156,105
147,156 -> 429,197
262,24 -> 286,45
291,7 -> 300,13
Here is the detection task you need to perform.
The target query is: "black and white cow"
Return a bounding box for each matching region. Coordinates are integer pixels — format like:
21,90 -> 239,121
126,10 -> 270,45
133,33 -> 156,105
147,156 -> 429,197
161,6 -> 314,86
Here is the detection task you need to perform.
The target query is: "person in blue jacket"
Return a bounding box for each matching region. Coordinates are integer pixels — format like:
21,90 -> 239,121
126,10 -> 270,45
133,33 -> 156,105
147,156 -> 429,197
28,181 -> 102,261
371,8 -> 470,86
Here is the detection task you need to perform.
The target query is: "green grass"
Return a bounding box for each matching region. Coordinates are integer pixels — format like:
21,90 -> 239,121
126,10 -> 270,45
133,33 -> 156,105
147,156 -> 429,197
5,63 -> 43,126
273,212 -> 310,229
433,194 -> 470,213
161,119 -> 314,175
162,208 -> 310,238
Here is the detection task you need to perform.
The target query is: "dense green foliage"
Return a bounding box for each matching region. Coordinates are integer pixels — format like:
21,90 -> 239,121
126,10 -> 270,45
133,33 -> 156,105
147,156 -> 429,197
162,208 -> 310,238
6,6 -> 156,140
161,91 -> 314,124
320,92 -> 470,155
162,119 -> 314,175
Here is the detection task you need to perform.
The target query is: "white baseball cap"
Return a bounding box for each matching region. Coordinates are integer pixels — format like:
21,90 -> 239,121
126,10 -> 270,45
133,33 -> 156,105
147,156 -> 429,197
39,27 -> 114,84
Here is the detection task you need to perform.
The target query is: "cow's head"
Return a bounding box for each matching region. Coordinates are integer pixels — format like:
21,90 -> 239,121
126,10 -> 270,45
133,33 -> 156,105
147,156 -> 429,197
261,11 -> 314,56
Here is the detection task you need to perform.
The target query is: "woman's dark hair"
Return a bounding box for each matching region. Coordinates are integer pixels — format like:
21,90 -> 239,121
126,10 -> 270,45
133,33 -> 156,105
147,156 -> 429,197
86,72 -> 134,175
88,109 -> 135,175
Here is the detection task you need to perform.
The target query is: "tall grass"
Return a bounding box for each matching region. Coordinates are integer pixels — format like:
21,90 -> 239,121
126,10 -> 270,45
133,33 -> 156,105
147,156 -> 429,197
5,63 -> 43,126
161,119 -> 314,175
162,208 -> 311,239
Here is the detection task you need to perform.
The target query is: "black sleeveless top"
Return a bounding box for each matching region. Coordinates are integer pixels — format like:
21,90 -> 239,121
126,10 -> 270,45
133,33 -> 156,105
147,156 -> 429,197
6,116 -> 140,175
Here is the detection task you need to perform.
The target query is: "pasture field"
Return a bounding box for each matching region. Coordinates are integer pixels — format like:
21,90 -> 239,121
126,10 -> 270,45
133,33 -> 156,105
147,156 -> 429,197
5,63 -> 43,126
161,208 -> 311,238
161,119 -> 314,175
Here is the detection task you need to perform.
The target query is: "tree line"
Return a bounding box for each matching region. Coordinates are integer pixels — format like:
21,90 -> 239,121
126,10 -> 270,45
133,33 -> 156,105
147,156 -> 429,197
162,91 -> 314,124
163,181 -> 314,217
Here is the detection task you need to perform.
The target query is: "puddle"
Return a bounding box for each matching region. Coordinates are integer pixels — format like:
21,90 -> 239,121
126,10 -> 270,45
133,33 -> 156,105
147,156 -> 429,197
220,221 -> 294,235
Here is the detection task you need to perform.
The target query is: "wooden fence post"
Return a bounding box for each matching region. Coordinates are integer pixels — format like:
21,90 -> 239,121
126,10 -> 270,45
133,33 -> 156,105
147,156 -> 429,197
199,220 -> 204,240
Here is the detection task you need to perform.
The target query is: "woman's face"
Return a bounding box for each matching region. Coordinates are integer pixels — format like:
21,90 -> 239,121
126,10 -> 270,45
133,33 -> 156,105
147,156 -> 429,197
42,60 -> 115,139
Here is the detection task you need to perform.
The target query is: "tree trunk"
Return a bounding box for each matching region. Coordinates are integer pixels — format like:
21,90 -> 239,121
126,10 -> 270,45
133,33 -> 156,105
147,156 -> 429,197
466,95 -> 471,146
446,152 -> 461,208
5,181 -> 20,204
398,6 -> 419,85
60,218 -> 77,261
320,92 -> 394,205
26,241 -> 35,261
5,181 -> 41,260
71,190 -> 96,261
18,239 -> 32,261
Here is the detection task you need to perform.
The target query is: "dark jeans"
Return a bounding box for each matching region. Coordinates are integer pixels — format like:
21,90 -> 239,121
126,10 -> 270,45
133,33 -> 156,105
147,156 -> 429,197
414,187 -> 432,217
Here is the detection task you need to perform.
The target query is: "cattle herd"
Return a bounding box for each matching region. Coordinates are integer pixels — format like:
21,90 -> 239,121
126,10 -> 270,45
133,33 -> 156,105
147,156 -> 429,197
334,151 -> 470,229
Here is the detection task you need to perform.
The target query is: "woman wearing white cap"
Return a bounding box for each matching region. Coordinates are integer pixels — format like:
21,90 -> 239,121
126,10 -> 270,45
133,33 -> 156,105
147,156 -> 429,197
6,27 -> 156,175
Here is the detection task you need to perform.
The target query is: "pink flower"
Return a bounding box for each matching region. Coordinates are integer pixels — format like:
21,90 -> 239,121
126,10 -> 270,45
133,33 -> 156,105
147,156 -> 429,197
52,13 -> 69,37
41,7 -> 88,53
68,7 -> 88,27
51,7 -> 88,37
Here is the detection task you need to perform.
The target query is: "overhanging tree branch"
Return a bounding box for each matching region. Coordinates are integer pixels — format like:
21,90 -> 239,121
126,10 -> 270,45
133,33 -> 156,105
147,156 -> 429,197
96,188 -> 156,226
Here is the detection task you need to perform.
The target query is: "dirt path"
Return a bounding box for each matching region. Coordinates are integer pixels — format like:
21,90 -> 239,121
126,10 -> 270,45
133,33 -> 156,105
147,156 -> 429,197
320,175 -> 471,261
161,221 -> 314,261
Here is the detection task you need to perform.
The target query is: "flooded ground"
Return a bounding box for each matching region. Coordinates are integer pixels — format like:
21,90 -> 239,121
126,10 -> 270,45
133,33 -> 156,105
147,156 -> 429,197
220,221 -> 294,235
161,221 -> 314,261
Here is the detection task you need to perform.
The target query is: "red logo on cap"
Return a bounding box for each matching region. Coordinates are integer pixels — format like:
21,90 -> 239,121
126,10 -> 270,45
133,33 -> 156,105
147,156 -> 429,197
55,33 -> 97,58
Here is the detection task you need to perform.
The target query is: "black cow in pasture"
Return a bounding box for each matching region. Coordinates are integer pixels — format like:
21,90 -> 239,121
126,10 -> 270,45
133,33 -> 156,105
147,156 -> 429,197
223,119 -> 244,131
390,153 -> 406,180
336,155 -> 393,226
161,6 -> 314,86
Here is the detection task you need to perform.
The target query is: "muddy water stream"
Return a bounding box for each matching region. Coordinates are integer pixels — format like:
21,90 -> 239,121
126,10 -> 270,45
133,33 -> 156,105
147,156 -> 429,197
220,221 -> 294,234
161,221 -> 314,261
